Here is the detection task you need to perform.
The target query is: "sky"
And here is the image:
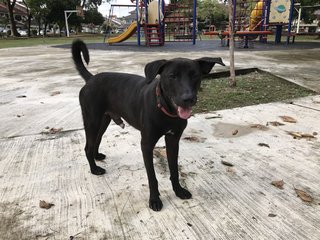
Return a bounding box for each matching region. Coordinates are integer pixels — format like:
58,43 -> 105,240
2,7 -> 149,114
98,0 -> 136,18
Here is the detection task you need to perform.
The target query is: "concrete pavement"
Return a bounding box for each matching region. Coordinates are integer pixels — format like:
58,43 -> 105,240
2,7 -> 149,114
0,42 -> 319,239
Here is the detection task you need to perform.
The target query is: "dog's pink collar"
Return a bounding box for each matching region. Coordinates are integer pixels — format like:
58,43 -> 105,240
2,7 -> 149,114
156,84 -> 178,118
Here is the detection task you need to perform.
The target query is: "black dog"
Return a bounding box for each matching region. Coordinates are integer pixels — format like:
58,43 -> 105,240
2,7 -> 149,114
72,39 -> 225,211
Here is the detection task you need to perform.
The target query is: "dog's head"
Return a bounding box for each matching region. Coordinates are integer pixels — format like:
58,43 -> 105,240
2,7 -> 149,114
145,57 -> 225,119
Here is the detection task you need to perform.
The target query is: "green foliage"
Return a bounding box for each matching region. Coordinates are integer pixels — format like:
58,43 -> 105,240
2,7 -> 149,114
197,0 -> 228,29
299,0 -> 320,24
83,8 -> 105,25
83,0 -> 106,9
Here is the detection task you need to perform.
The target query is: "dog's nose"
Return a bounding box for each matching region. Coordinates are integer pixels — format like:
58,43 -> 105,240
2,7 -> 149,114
181,93 -> 196,105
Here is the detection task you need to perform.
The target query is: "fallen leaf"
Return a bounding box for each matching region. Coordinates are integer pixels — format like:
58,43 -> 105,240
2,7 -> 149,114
232,130 -> 238,135
258,143 -> 270,148
39,200 -> 54,209
294,188 -> 313,203
313,132 -> 318,136
279,116 -> 297,123
183,136 -> 200,142
153,147 -> 166,159
300,133 -> 316,138
250,124 -> 268,130
16,95 -> 26,98
286,131 -> 316,140
271,180 -> 284,189
50,91 -> 61,96
221,160 -> 234,167
267,121 -> 285,126
286,131 -> 302,139
268,213 -> 277,217
49,127 -> 63,134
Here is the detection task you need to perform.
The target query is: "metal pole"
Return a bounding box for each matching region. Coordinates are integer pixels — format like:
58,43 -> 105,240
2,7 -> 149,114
192,0 -> 196,45
136,0 -> 140,46
286,0 -> 295,44
64,10 -> 77,37
297,7 -> 302,33
64,11 -> 69,37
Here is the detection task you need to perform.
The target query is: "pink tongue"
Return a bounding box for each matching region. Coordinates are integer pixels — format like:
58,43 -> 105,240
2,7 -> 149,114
177,106 -> 192,119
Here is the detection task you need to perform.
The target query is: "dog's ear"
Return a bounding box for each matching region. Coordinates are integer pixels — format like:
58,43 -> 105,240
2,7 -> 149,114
145,59 -> 167,83
195,57 -> 225,75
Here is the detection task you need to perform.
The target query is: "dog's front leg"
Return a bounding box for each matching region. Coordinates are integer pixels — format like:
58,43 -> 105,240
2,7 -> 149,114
165,134 -> 192,200
141,135 -> 163,211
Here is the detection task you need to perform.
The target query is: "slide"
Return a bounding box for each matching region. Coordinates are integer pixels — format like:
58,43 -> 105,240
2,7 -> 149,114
249,0 -> 263,31
107,21 -> 137,44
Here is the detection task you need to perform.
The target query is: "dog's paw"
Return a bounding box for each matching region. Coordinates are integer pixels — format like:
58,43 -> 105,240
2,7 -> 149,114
149,198 -> 163,211
95,153 -> 106,161
91,166 -> 106,175
175,188 -> 192,199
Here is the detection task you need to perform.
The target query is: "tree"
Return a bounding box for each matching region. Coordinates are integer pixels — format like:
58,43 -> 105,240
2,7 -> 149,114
82,0 -> 105,9
197,0 -> 228,29
83,8 -> 104,25
3,0 -> 19,36
46,0 -> 81,35
22,0 -> 32,36
299,0 -> 320,24
25,0 -> 48,35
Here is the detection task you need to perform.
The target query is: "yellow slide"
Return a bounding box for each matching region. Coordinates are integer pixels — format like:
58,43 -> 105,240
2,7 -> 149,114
107,21 -> 137,44
249,0 -> 263,31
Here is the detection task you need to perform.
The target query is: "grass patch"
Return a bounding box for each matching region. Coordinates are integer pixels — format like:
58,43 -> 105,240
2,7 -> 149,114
0,34 -> 104,49
194,71 -> 316,113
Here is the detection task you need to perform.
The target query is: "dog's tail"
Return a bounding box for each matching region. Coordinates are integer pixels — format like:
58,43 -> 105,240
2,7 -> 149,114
72,39 -> 93,82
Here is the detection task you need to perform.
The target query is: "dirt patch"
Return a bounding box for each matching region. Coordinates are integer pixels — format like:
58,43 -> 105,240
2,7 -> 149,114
0,202 -> 33,239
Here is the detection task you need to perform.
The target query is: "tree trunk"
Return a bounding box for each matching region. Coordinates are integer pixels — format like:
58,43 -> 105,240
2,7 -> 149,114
6,0 -> 19,37
228,0 -> 236,87
22,0 -> 31,37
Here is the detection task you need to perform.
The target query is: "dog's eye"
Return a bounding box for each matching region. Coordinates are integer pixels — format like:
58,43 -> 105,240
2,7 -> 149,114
169,74 -> 176,80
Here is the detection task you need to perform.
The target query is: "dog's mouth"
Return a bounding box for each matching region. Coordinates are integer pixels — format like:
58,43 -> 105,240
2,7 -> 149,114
177,106 -> 193,119
171,101 -> 193,119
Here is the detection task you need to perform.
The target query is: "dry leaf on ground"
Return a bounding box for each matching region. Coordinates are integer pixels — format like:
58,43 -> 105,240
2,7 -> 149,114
183,136 -> 201,142
279,116 -> 297,123
250,124 -> 269,131
258,143 -> 270,148
271,180 -> 284,189
153,147 -> 167,159
42,127 -> 63,134
221,160 -> 234,167
268,213 -> 277,217
286,131 -> 316,140
232,130 -> 238,135
294,188 -> 313,203
39,200 -> 54,209
267,121 -> 285,126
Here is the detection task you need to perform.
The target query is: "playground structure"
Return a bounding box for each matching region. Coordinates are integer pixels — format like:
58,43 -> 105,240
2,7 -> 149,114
106,0 -> 300,47
203,0 -> 296,47
106,0 -> 197,46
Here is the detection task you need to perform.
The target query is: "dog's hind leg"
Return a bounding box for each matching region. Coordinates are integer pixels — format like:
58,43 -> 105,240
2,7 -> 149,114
94,114 -> 111,160
165,134 -> 192,200
83,115 -> 106,175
